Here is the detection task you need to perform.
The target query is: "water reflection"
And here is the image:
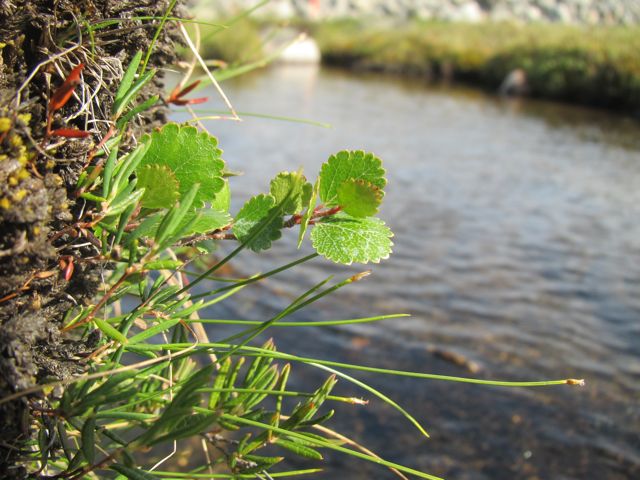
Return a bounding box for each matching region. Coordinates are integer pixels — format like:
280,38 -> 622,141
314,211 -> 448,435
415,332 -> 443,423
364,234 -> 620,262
173,65 -> 640,479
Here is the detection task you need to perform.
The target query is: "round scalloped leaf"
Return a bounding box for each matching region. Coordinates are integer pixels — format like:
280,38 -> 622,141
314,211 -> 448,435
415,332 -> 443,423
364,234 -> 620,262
311,213 -> 393,265
318,150 -> 386,207
233,194 -> 284,252
136,164 -> 180,209
269,171 -> 312,215
138,123 -> 225,208
337,179 -> 382,218
211,179 -> 230,212
297,179 -> 319,248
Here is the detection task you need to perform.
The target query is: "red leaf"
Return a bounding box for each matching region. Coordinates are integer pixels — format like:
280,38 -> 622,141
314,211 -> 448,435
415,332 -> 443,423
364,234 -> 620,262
169,79 -> 201,102
177,79 -> 201,98
185,97 -> 208,105
168,80 -> 207,106
50,128 -> 91,138
49,63 -> 85,112
63,260 -> 74,282
169,97 -> 208,106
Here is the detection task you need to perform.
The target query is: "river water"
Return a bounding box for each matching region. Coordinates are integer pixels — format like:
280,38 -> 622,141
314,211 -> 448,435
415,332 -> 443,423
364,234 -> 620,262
174,65 -> 640,479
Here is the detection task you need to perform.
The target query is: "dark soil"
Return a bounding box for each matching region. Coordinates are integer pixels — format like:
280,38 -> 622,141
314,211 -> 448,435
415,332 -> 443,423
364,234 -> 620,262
0,1 -> 183,476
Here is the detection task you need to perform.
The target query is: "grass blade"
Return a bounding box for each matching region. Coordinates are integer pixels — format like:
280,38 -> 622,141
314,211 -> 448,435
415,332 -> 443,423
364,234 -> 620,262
114,50 -> 143,107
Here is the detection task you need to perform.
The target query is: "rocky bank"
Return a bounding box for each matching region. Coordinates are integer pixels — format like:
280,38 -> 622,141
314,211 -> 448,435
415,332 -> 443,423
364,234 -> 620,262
210,0 -> 640,24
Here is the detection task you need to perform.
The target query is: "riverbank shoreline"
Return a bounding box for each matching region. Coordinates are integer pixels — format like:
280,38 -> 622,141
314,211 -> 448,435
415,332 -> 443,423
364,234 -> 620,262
201,19 -> 640,116
313,20 -> 640,115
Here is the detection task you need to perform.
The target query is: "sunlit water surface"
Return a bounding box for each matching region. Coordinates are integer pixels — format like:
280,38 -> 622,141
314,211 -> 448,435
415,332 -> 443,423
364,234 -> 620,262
172,66 -> 640,479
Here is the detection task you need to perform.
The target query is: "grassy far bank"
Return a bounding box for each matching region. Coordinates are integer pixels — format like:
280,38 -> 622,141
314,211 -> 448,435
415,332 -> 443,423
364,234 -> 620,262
202,19 -> 640,114
314,20 -> 640,113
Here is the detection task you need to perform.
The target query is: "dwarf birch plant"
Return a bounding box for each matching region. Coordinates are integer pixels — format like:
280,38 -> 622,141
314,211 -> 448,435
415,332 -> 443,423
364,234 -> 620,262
9,26 -> 584,479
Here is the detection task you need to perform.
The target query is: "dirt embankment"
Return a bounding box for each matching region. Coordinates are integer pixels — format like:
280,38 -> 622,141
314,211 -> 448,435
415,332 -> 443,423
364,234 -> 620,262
0,1 -> 182,475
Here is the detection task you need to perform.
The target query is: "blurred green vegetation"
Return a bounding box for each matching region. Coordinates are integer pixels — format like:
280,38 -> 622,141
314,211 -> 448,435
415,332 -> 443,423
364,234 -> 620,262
198,19 -> 265,64
313,20 -> 640,112
196,18 -> 640,112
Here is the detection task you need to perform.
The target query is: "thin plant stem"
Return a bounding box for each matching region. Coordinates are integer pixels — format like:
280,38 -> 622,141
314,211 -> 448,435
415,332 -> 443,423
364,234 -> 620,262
286,416 -> 409,480
189,253 -> 319,302
140,0 -> 178,74
179,22 -> 239,120
182,109 -> 332,128
190,313 -> 410,327
150,469 -> 322,478
126,342 -> 585,388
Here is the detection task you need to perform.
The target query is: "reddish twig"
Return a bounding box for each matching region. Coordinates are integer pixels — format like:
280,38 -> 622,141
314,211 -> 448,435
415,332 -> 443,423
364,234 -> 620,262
61,268 -> 134,331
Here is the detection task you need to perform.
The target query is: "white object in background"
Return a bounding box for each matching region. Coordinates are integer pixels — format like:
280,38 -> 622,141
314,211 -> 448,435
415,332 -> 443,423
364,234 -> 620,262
278,34 -> 321,64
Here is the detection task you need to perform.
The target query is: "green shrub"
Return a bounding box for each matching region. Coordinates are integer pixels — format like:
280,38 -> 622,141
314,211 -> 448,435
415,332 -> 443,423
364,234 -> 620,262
314,20 -> 640,111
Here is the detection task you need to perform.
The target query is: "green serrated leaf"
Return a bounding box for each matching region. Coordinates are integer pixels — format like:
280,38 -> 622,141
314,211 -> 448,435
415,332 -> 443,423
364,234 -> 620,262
186,209 -> 231,233
269,171 -> 312,215
139,123 -> 225,208
311,213 -> 393,265
337,179 -> 382,217
319,150 -> 386,206
297,179 -> 318,248
211,179 -> 230,212
233,194 -> 283,252
136,164 -> 180,209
